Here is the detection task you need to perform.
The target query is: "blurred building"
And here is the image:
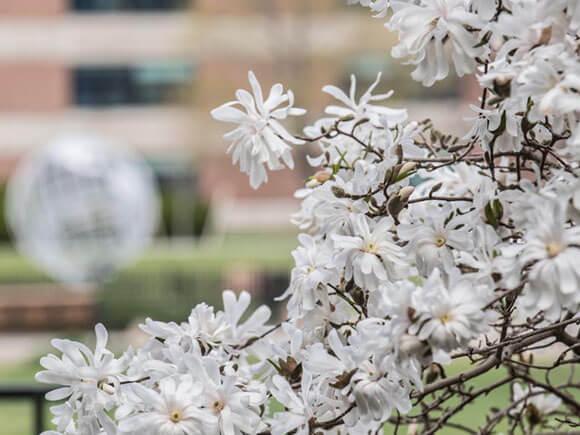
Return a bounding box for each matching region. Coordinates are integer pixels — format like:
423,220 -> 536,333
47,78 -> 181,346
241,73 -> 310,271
0,0 -> 475,234
0,0 -> 194,169
0,0 -> 199,240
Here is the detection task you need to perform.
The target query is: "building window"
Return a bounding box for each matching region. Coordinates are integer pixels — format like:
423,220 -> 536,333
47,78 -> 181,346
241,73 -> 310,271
73,63 -> 193,107
71,0 -> 190,12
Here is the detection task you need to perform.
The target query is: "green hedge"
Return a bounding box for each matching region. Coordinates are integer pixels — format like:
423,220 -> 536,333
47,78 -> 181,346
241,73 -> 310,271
97,267 -> 224,329
0,233 -> 296,329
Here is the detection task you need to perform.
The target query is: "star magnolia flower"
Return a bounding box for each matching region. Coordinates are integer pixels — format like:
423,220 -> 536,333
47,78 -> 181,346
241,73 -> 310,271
36,323 -> 129,407
44,401 -> 76,434
303,329 -> 358,379
517,50 -> 580,118
390,0 -> 484,86
268,375 -> 312,435
322,73 -> 407,127
189,358 -> 267,435
278,234 -> 337,316
333,214 -> 408,291
369,280 -> 417,339
118,376 -> 213,435
517,198 -> 580,320
493,0 -> 567,61
409,269 -> 491,357
268,373 -> 335,435
141,303 -> 229,350
351,356 -> 413,423
457,224 -> 502,287
222,289 -> 271,343
211,71 -> 306,189
415,162 -> 487,198
398,204 -> 473,277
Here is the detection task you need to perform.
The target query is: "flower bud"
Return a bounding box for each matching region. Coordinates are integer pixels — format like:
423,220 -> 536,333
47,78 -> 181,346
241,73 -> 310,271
314,170 -> 332,184
399,334 -> 425,358
484,199 -> 504,228
395,144 -> 403,163
429,182 -> 443,195
537,26 -> 552,45
387,195 -> 405,220
399,161 -> 417,175
425,363 -> 443,384
493,75 -> 512,98
306,179 -> 319,188
99,382 -> 116,395
332,186 -> 347,198
399,186 -> 415,202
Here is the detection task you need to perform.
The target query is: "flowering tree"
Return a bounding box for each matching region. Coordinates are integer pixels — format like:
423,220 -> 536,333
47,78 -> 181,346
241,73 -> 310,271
37,1 -> 580,434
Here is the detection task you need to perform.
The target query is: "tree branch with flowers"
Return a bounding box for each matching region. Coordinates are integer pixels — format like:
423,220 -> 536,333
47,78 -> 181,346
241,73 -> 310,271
37,1 -> 579,434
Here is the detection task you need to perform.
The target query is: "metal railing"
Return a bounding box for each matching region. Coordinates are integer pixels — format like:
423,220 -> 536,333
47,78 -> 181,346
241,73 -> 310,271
0,385 -> 50,434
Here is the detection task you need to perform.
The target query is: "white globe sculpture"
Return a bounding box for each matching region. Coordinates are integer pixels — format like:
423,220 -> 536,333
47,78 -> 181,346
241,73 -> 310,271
6,135 -> 159,284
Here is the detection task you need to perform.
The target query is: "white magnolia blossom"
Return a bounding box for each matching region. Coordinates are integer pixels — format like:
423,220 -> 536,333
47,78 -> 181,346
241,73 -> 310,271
398,203 -> 473,276
389,0 -> 484,86
211,71 -> 306,189
322,73 -> 408,127
118,377 -> 212,435
409,269 -> 493,357
38,1 -> 579,433
502,197 -> 580,320
277,234 -> 337,317
36,323 -> 129,407
333,214 -> 408,291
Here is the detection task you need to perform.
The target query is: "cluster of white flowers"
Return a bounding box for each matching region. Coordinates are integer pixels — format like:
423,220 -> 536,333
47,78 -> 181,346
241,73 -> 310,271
38,0 -> 578,433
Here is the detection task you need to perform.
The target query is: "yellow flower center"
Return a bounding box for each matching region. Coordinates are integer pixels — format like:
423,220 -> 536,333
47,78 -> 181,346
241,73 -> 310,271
434,236 -> 447,248
212,400 -> 225,414
364,242 -> 379,254
170,410 -> 182,423
439,313 -> 453,325
546,242 -> 564,258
